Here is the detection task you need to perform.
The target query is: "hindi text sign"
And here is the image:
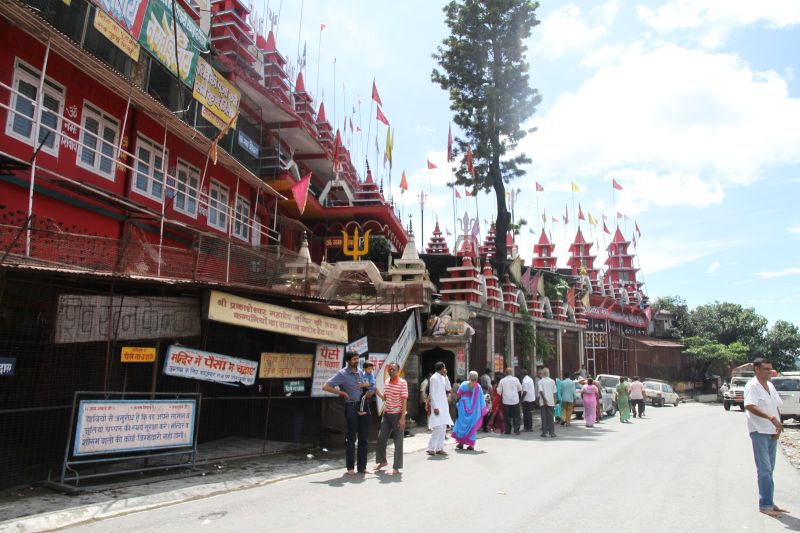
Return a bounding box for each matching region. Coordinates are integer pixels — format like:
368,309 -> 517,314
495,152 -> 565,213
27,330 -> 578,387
193,57 -> 240,128
121,346 -> 156,363
311,344 -> 344,397
94,8 -> 141,61
283,380 -> 305,394
73,399 -> 195,456
206,290 -> 348,344
346,336 -> 369,356
139,0 -> 206,87
258,353 -> 313,379
0,357 -> 16,377
96,0 -> 149,38
164,345 -> 257,386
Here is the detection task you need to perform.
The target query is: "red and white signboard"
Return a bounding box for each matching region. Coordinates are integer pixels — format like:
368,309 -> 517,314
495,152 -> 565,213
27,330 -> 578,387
311,344 -> 345,397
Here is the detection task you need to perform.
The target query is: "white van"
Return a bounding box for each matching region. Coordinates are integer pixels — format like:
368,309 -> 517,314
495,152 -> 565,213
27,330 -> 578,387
772,376 -> 800,422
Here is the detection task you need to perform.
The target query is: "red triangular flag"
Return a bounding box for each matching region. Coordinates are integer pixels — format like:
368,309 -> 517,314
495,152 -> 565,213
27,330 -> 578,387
292,172 -> 312,215
466,146 -> 474,177
427,159 -> 437,170
464,189 -> 471,197
603,221 -> 611,235
552,216 -> 558,223
578,204 -> 585,221
399,170 -> 408,191
635,221 -> 641,237
535,181 -> 544,192
445,228 -> 452,236
613,179 -> 623,190
616,211 -> 624,219
371,79 -> 382,106
447,124 -> 453,163
376,107 -> 389,126
455,189 -> 461,199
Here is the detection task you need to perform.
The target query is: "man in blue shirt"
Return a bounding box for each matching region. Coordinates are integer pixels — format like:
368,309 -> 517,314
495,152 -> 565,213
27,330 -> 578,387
323,351 -> 371,475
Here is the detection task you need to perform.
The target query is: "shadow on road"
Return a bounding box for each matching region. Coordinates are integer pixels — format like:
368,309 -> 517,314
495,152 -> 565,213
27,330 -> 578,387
309,473 -> 369,488
776,513 -> 800,531
375,472 -> 403,484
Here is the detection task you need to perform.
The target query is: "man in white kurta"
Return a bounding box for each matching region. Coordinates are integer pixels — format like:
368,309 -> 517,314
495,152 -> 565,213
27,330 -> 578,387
426,362 -> 453,455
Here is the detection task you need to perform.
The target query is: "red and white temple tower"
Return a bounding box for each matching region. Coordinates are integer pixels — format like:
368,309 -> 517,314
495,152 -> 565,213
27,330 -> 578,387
532,230 -> 557,270
604,227 -> 641,303
425,220 -> 451,255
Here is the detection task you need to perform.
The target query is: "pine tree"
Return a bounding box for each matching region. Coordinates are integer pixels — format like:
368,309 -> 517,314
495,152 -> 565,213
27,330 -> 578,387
432,0 -> 541,268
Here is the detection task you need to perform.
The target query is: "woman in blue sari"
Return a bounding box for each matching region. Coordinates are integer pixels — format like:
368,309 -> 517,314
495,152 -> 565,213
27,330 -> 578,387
452,371 -> 489,450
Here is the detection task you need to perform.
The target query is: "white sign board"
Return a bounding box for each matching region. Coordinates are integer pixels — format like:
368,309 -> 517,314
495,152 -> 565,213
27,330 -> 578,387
347,336 -> 369,356
164,345 -> 257,386
311,344 -> 345,397
73,399 -> 195,456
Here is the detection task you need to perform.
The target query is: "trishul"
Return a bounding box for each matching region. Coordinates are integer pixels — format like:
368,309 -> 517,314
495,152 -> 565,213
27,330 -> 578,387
341,227 -> 372,261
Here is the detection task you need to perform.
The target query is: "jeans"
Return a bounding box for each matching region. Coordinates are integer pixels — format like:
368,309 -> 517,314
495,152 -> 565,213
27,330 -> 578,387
503,403 -> 521,434
376,413 -> 404,469
750,431 -> 778,509
540,405 -> 556,436
344,402 -> 370,471
631,399 -> 645,417
522,401 -> 536,430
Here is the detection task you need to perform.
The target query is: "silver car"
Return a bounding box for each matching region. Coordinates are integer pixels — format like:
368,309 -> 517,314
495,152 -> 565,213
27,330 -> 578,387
571,380 -> 616,420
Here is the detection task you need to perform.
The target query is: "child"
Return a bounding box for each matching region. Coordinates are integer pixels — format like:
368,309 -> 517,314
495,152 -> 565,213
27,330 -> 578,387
358,361 -> 375,416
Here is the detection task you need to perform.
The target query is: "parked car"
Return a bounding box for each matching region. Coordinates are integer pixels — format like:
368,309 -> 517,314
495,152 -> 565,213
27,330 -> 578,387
723,376 -> 750,411
643,380 -> 680,407
572,380 -> 616,419
772,376 -> 800,422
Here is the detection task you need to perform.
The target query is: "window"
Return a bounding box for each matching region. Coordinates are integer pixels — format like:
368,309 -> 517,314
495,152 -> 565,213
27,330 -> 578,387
133,136 -> 167,201
77,102 -> 118,179
174,161 -> 199,217
233,195 -> 250,241
207,181 -> 229,231
5,60 -> 64,156
773,379 -> 800,392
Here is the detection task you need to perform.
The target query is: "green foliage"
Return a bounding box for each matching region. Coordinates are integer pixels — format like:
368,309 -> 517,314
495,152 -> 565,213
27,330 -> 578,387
535,330 -> 554,362
432,0 -> 541,264
690,301 -> 768,356
516,313 -> 552,362
764,320 -> 800,371
508,218 -> 528,237
543,273 -> 569,301
683,336 -> 749,374
367,236 -> 390,267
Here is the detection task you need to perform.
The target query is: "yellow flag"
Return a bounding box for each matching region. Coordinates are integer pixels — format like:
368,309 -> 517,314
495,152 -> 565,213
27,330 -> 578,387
571,182 -> 581,193
385,127 -> 393,165
588,213 -> 597,226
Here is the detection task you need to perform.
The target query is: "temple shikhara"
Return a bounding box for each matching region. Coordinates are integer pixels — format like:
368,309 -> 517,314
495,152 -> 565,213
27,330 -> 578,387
0,0 -> 676,491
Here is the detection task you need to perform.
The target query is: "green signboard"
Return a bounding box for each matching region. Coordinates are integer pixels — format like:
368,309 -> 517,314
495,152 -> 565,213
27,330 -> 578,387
283,380 -> 306,394
138,0 -> 207,87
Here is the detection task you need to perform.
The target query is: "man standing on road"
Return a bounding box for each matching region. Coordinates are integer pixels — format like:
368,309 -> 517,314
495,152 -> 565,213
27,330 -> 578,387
322,351 -> 371,475
480,368 -> 493,432
521,369 -> 537,432
498,367 -> 523,435
373,363 -> 408,475
538,367 -> 557,438
560,372 -> 575,426
744,358 -> 788,517
426,362 -> 452,456
629,376 -> 645,418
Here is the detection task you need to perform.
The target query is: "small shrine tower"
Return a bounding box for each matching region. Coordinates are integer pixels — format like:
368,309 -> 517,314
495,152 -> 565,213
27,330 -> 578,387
479,222 -> 497,260
604,227 -> 641,299
533,230 -> 557,270
425,220 -> 450,255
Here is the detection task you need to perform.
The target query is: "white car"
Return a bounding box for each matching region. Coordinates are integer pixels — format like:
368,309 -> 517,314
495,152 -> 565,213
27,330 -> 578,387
572,380 -> 616,419
772,376 -> 800,422
643,380 -> 680,407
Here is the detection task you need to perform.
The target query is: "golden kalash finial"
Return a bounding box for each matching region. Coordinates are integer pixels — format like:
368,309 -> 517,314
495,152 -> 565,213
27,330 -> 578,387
341,227 -> 372,261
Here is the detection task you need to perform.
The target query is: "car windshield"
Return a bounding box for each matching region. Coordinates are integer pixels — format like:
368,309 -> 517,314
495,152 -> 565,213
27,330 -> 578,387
772,379 -> 800,392
644,383 -> 659,390
598,376 -> 619,389
731,379 -> 748,387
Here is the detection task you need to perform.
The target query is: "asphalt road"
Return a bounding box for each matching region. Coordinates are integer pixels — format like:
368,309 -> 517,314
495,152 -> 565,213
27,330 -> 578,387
65,403 -> 800,533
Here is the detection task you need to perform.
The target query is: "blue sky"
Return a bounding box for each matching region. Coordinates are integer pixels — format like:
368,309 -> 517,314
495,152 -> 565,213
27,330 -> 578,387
257,0 -> 800,327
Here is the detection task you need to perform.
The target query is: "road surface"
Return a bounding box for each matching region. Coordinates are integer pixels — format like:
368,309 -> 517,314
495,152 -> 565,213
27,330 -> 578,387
65,403 -> 800,533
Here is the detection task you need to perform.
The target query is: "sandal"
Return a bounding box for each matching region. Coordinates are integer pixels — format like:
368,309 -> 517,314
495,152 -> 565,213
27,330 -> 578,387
456,444 -> 464,450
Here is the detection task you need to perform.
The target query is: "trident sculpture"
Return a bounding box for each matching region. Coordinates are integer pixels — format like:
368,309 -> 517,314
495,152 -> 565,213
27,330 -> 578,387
341,226 -> 372,261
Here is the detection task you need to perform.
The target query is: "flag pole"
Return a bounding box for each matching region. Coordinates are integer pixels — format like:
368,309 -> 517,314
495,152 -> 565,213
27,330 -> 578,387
314,23 -> 323,99
295,0 -> 304,75
366,83 -> 373,176
332,57 -> 336,134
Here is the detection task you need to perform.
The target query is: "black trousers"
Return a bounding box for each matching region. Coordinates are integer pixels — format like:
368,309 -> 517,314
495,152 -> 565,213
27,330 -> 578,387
503,403 -> 521,434
344,402 -> 370,471
522,401 -> 536,430
631,399 -> 645,417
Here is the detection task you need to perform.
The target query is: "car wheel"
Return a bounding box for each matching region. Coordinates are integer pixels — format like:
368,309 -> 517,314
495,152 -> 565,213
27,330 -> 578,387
739,404 -> 745,411
723,401 -> 731,411
674,399 -> 679,406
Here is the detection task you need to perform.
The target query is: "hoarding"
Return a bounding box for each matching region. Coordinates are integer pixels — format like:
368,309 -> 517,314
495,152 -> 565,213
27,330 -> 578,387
164,345 -> 257,386
258,353 -> 313,378
193,57 -> 240,128
311,344 -> 344,397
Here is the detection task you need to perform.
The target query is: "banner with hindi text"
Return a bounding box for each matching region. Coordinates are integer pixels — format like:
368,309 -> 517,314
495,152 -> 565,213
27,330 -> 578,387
164,345 -> 257,386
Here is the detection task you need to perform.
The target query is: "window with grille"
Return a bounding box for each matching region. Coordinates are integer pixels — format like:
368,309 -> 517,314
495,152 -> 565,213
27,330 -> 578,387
233,195 -> 250,241
77,102 -> 118,179
174,160 -> 199,217
133,135 -> 167,201
4,59 -> 64,156
208,180 -> 229,231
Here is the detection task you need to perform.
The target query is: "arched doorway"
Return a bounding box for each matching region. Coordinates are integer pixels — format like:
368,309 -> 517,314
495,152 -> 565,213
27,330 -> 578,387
420,347 -> 456,386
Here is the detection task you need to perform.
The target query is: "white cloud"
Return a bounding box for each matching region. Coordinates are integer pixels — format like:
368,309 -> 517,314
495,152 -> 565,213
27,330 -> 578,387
787,225 -> 800,234
755,267 -> 800,279
532,1 -> 619,58
524,45 -> 800,212
637,0 -> 800,49
707,261 -> 721,273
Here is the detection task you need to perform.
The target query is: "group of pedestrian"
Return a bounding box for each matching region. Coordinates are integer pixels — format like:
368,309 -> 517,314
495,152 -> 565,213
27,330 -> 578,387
613,376 -> 646,423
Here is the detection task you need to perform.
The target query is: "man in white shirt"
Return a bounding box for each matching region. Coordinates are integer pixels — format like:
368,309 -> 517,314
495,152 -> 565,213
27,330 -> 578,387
744,358 -> 786,517
629,376 -> 645,418
520,369 -> 537,432
538,367 -> 558,438
426,362 -> 453,456
497,367 -> 523,435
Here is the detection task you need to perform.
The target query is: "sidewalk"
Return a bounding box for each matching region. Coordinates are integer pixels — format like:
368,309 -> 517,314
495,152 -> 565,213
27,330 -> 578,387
0,428 -> 434,532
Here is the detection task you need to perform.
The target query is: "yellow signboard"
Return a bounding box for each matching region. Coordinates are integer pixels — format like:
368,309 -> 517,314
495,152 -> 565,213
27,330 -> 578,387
201,105 -> 227,131
206,290 -> 348,344
258,353 -> 313,379
121,346 -> 156,363
93,9 -> 140,62
193,57 -> 240,129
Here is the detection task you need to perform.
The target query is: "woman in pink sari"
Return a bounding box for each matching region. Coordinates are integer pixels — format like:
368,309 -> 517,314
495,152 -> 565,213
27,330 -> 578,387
582,378 -> 599,427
